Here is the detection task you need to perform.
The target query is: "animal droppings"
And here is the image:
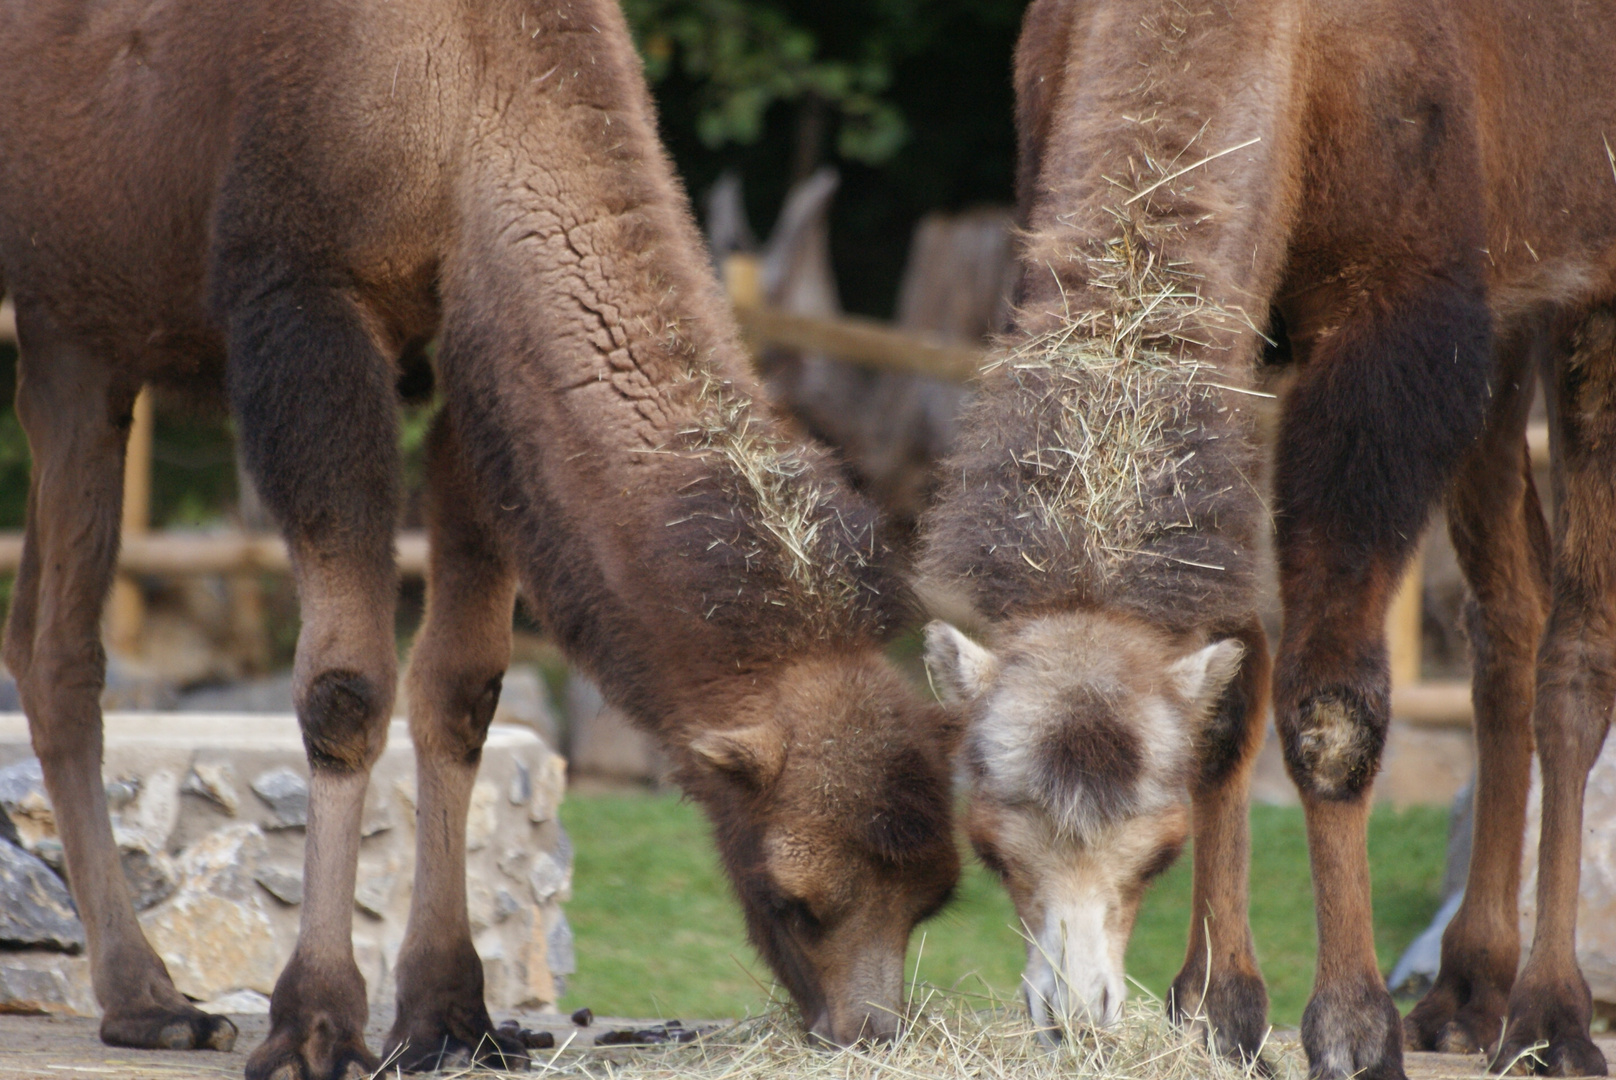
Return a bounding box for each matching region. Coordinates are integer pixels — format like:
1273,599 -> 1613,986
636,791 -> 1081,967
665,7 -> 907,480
595,1021 -> 699,1046
496,1018 -> 556,1049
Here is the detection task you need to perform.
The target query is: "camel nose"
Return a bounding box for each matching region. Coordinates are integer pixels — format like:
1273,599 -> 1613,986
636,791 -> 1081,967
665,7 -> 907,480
808,1008 -> 899,1047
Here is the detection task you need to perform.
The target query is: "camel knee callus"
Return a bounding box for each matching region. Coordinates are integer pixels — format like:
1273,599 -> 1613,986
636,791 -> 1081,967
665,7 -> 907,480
918,1 -> 1616,1077
0,0 -> 959,1072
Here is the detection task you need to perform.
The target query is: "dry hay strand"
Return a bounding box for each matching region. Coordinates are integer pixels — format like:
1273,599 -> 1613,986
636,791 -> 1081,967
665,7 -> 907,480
400,987 -> 1301,1080
677,371 -> 874,620
986,177 -> 1263,572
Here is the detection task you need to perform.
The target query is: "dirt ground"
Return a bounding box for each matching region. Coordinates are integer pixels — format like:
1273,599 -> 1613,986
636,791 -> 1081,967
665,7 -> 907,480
0,1010 -> 705,1079
1,1012 -> 1612,1080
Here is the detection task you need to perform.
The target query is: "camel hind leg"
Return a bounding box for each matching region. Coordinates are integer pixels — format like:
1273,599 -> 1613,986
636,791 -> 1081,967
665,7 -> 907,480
382,410 -> 527,1071
1405,331 -> 1548,1055
2,309 -> 236,1052
223,275 -> 402,1080
1168,615 -> 1271,1066
1492,307 -> 1616,1078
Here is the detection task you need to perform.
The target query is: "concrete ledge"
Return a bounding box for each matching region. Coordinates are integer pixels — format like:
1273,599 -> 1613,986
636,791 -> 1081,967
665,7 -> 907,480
0,713 -> 570,1016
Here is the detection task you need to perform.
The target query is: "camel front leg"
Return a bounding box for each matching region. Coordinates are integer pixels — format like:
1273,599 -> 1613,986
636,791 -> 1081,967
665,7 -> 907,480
382,411 -> 526,1072
223,277 -> 403,1080
1168,616 -> 1270,1065
4,315 -> 237,1053
1272,274 -> 1492,1080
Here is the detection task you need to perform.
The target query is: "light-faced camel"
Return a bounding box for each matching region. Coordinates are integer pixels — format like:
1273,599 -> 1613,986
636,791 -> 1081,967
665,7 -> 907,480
919,1 -> 1616,1077
0,0 -> 961,1076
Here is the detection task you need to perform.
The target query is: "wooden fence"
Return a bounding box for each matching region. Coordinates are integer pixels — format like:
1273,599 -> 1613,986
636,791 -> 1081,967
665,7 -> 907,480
0,279 -> 1544,728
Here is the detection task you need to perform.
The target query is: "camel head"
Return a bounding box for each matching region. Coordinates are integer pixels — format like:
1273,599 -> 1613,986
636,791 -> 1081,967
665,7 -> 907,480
681,652 -> 960,1045
924,612 -> 1242,1038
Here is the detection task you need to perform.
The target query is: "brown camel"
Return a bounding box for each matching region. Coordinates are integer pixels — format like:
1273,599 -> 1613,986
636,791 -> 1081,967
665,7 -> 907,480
919,0 -> 1616,1077
0,1 -> 961,1076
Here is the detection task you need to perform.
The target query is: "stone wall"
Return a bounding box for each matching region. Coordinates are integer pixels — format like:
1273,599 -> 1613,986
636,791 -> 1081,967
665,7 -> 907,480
0,713 -> 571,1018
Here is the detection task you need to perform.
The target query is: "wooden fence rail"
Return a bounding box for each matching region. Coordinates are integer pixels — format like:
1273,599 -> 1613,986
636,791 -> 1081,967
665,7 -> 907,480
0,531 -> 430,578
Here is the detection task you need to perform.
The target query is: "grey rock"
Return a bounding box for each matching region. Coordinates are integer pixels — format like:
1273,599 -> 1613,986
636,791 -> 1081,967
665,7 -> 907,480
0,759 -> 44,813
354,873 -> 395,919
122,849 -> 178,911
494,888 -> 523,923
0,802 -> 20,849
555,824 -> 573,870
529,852 -> 569,903
31,838 -> 63,872
0,953 -> 95,1016
172,823 -> 267,901
183,762 -> 241,816
251,767 -> 308,828
360,804 -> 394,838
494,667 -> 560,748
509,762 -> 531,807
0,837 -> 84,951
254,866 -> 304,906
546,912 -> 575,976
497,847 -> 529,880
104,777 -> 142,812
200,988 -> 271,1015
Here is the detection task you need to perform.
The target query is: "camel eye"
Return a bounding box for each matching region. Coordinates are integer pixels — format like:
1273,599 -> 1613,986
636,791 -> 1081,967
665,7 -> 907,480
972,837 -> 1011,881
1138,840 -> 1183,883
765,889 -> 823,935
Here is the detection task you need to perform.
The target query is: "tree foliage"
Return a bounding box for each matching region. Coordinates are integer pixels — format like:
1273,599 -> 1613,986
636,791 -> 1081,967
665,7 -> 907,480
624,0 -> 905,163
627,0 -> 1028,316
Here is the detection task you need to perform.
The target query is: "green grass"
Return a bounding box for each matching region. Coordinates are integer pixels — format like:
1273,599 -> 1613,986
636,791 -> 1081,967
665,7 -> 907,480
558,791 -> 1448,1028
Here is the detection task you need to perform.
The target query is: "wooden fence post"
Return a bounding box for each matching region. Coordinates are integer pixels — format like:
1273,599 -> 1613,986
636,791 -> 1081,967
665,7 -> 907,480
723,253 -> 763,315
1386,542 -> 1424,690
108,388 -> 153,658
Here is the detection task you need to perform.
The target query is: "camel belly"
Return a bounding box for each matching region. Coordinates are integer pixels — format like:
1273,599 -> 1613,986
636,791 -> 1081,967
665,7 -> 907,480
0,0 -> 451,378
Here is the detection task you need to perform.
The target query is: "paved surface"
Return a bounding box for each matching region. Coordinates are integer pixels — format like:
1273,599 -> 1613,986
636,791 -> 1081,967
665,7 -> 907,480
0,1014 -> 1611,1078
0,1011 -> 714,1079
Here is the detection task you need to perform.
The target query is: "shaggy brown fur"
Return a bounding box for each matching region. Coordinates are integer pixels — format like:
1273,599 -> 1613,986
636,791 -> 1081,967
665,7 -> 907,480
920,1 -> 1616,1078
0,1 -> 958,1076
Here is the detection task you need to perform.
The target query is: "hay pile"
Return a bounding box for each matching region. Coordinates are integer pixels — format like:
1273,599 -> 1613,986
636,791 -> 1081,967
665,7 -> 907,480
412,989 -> 1298,1080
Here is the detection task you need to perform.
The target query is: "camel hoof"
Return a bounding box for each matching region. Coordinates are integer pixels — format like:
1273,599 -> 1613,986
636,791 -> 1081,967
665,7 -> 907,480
245,1018 -> 378,1080
1490,972 -> 1608,1077
101,1009 -> 238,1053
1493,1031 -> 1608,1076
384,1027 -> 530,1073
1167,966 -> 1271,1072
1404,972 -> 1507,1056
1301,978 -> 1407,1080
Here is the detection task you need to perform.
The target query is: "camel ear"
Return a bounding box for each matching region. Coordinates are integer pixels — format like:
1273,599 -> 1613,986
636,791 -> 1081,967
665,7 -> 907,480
1167,639 -> 1246,721
689,722 -> 786,788
923,621 -> 999,704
